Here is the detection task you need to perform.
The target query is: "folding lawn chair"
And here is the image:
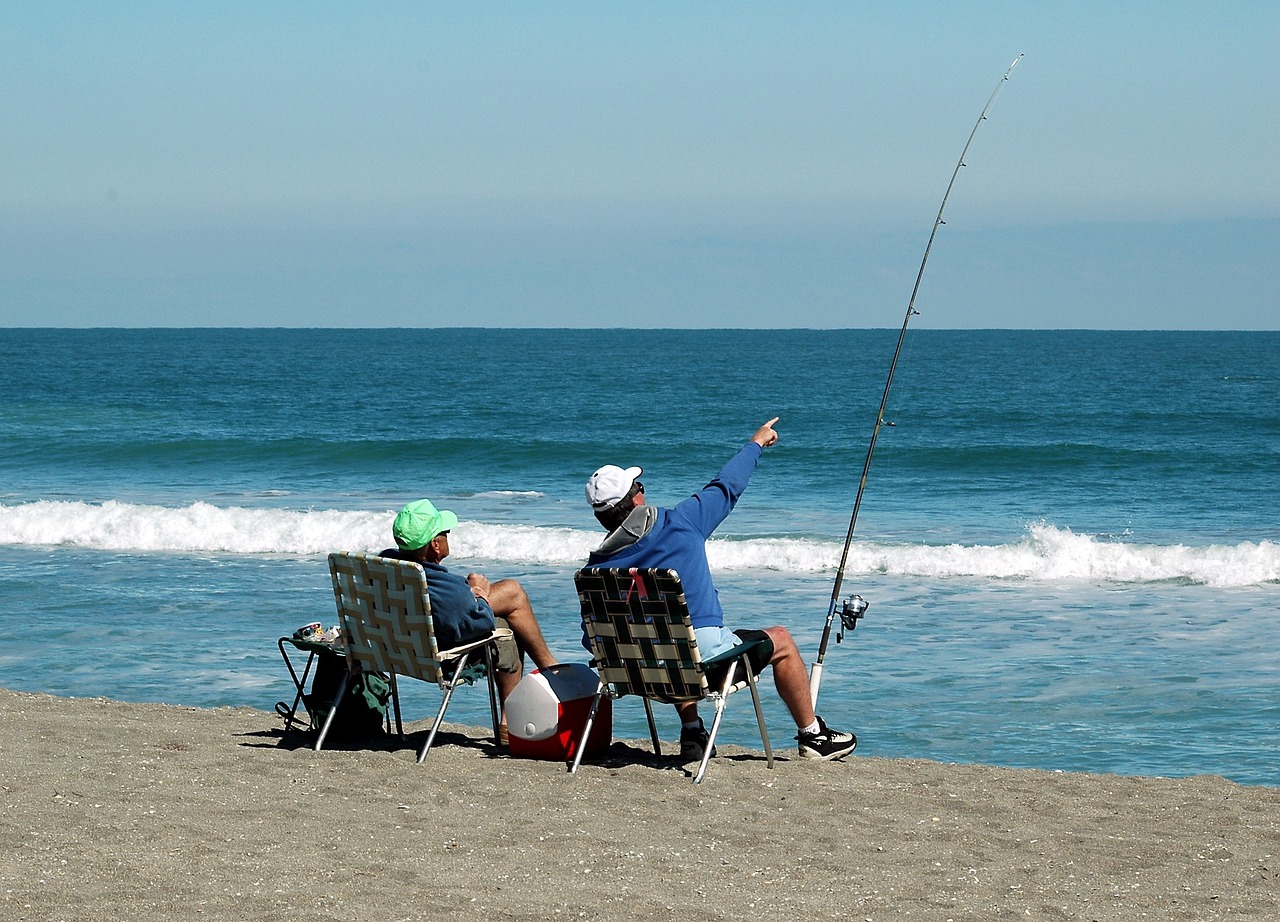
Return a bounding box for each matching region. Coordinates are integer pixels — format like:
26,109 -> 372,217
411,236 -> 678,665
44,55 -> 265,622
569,566 -> 774,784
320,551 -> 511,761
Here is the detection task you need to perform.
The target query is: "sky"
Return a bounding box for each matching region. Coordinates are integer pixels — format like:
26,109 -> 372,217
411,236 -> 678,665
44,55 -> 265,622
2,2 -> 1276,329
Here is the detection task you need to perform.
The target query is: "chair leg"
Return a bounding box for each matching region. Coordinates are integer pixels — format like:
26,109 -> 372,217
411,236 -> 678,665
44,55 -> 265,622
276,640 -> 317,731
568,682 -> 607,775
642,697 -> 661,757
387,673 -> 404,738
744,659 -> 774,769
418,652 -> 471,763
484,643 -> 502,743
313,672 -> 351,752
692,660 -> 739,784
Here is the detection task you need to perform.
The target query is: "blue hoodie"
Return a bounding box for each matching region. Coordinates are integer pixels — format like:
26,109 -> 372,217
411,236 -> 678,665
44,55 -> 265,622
585,441 -> 762,632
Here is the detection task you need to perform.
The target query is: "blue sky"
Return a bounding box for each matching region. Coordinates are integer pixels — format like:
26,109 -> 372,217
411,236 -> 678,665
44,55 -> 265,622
2,2 -> 1276,329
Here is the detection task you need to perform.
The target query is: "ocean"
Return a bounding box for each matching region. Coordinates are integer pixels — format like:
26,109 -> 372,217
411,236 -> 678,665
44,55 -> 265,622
1,328 -> 1276,785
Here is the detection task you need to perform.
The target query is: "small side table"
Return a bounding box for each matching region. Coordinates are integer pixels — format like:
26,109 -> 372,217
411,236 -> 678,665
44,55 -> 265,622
275,635 -> 345,733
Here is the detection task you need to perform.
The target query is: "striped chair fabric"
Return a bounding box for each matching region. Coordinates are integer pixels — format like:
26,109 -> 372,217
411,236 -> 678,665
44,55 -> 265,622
329,551 -> 443,683
570,567 -> 773,783
575,566 -> 708,703
319,552 -> 506,761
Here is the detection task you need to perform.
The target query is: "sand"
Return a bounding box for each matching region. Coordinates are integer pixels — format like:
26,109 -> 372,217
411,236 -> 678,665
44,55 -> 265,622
1,687 -> 1277,921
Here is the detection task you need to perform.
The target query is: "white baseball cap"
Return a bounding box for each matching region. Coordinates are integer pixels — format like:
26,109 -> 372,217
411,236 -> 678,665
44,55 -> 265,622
585,465 -> 643,509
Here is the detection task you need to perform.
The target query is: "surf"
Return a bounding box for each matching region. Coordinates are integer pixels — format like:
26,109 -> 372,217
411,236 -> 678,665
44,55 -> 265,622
2,500 -> 1274,588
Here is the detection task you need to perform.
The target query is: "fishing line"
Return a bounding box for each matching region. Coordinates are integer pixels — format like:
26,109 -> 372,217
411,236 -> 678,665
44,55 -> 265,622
810,54 -> 1023,709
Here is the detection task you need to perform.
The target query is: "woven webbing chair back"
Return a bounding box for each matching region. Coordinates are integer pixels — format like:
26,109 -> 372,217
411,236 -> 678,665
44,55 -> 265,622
328,552 -> 443,685
575,567 -> 709,704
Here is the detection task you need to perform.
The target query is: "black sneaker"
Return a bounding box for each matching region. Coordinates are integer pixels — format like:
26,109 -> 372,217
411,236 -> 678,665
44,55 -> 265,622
797,716 -> 857,761
680,721 -> 717,762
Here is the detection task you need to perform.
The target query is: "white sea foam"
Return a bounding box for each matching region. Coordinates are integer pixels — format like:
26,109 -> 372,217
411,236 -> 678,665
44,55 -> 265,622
0,500 -> 390,557
1,501 -> 1275,588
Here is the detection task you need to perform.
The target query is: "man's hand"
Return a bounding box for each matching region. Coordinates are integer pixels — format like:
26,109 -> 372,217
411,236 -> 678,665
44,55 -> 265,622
751,417 -> 780,448
467,573 -> 491,600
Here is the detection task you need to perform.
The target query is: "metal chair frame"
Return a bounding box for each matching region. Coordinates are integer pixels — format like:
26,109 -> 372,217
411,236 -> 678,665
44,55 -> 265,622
321,551 -> 510,761
569,566 -> 774,783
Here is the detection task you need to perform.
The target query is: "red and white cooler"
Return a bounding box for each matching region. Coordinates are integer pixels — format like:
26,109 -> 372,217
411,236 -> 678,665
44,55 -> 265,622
506,663 -> 612,761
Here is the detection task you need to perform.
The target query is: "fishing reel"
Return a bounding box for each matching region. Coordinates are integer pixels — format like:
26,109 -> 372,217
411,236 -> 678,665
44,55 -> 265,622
835,594 -> 868,643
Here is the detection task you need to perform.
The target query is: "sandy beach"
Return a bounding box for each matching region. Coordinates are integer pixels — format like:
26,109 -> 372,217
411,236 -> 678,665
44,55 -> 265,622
1,687 -> 1276,921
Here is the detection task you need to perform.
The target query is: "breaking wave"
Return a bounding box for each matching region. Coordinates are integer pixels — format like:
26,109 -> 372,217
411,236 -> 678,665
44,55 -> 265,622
0,500 -> 1276,588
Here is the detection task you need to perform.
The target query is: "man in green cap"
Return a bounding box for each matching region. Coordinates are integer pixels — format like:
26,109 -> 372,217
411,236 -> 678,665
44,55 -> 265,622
381,498 -> 557,743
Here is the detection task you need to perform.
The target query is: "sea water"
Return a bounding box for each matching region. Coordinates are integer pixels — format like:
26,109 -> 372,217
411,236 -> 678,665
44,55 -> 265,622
1,328 -> 1276,785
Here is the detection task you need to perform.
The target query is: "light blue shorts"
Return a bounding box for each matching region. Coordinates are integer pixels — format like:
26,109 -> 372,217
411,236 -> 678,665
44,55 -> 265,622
694,625 -> 740,658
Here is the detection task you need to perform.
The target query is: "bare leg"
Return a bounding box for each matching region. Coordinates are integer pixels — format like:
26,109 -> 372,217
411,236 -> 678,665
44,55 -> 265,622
487,578 -> 556,671
494,667 -> 521,704
762,626 -> 818,729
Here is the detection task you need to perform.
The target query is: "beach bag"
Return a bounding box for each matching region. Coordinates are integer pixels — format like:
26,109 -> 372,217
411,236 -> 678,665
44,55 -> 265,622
304,649 -> 392,740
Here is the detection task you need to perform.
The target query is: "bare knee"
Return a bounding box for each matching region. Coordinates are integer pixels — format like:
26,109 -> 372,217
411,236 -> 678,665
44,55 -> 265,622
489,579 -> 531,618
763,626 -> 801,663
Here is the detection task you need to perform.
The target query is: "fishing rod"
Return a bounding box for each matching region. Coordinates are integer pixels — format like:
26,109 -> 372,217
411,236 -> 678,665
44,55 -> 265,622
810,54 -> 1022,708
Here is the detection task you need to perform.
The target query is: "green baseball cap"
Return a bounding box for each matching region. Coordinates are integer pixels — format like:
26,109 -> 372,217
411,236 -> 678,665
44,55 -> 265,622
392,498 -> 459,551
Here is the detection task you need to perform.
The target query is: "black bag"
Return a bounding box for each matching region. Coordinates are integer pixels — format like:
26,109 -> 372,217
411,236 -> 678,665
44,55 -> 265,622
303,649 -> 392,740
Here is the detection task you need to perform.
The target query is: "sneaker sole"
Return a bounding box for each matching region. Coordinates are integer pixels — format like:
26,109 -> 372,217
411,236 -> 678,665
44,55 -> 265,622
798,738 -> 857,761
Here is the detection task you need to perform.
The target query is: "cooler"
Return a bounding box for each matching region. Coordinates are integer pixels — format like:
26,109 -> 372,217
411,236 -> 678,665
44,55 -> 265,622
506,663 -> 612,761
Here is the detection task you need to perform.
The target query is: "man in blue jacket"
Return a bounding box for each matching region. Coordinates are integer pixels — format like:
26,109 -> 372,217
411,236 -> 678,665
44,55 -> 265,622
381,498 -> 557,744
583,417 -> 856,762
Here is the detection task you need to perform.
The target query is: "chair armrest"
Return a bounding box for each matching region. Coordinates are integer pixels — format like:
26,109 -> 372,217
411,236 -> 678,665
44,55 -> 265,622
700,637 -> 769,670
436,627 -> 514,662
